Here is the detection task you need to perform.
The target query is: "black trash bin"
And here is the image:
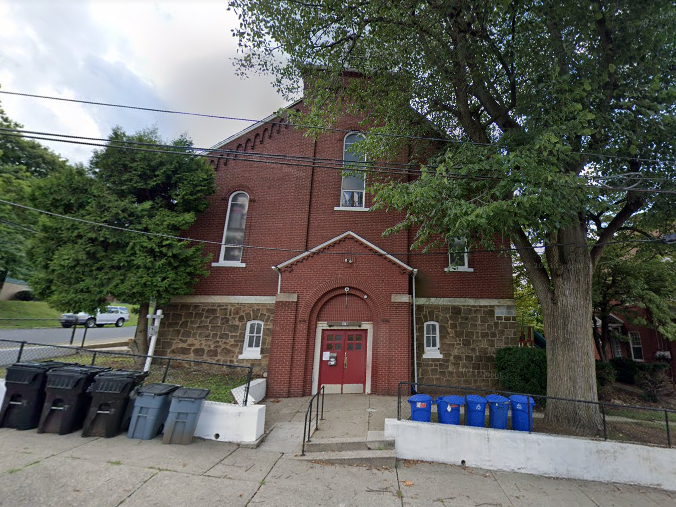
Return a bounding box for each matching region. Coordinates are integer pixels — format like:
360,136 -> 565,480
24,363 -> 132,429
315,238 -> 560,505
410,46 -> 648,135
38,365 -> 110,435
0,361 -> 77,430
82,370 -> 149,438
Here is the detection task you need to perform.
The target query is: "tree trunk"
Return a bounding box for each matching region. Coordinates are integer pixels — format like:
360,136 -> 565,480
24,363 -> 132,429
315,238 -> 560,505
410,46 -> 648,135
593,319 -> 607,362
540,240 -> 602,435
0,269 -> 7,295
129,301 -> 150,366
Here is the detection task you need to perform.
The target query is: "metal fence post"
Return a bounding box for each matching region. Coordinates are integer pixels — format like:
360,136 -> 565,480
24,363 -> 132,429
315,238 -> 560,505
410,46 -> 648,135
243,367 -> 252,406
17,341 -> 25,362
90,351 -> 97,365
601,403 -> 607,440
69,323 -> 77,345
306,398 -> 314,443
666,410 -> 671,448
161,358 -> 172,383
80,325 -> 88,348
320,386 -> 325,420
397,382 -> 401,420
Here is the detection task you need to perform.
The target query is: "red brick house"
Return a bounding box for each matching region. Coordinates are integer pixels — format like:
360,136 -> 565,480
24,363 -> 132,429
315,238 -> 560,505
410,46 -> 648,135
157,81 -> 517,398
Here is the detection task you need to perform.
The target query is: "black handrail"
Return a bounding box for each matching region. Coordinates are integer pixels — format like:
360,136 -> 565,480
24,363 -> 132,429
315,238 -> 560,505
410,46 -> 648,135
301,385 -> 325,456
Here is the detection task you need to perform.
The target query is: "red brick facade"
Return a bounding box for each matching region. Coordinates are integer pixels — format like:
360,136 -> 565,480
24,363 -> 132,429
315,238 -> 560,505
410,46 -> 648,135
157,92 -> 518,397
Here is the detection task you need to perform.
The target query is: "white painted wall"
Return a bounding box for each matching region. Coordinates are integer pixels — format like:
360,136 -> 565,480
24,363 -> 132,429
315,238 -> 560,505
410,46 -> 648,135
194,401 -> 265,444
385,418 -> 676,491
0,379 -> 5,405
231,378 -> 266,406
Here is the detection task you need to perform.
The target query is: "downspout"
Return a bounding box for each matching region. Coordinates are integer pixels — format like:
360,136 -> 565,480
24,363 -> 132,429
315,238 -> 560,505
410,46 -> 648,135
272,266 -> 282,294
411,269 -> 418,385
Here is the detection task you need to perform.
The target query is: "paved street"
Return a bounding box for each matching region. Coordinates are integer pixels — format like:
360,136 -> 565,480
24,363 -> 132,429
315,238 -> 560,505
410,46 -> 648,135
0,326 -> 136,346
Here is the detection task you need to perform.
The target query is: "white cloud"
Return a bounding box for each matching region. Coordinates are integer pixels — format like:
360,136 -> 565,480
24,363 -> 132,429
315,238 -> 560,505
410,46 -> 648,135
0,0 -> 285,163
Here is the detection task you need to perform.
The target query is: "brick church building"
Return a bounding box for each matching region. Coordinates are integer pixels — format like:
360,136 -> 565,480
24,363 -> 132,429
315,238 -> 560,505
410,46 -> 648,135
157,78 -> 518,397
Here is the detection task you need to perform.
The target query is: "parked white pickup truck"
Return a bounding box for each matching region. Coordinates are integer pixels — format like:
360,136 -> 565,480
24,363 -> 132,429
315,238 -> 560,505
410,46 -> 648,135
60,306 -> 130,328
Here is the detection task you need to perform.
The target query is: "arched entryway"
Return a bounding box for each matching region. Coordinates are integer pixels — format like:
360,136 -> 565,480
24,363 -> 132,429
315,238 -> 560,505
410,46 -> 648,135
310,291 -> 374,394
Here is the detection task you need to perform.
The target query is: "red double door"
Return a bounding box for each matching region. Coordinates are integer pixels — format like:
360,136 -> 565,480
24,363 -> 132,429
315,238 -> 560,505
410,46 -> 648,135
318,329 -> 367,394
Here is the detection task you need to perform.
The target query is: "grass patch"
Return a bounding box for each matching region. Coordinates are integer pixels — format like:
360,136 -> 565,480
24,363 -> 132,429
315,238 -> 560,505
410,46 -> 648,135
0,301 -> 139,329
107,461 -> 122,466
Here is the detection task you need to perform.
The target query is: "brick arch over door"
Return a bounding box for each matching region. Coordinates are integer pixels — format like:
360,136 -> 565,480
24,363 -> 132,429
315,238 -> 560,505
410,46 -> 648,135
317,293 -> 372,322
295,281 -> 387,396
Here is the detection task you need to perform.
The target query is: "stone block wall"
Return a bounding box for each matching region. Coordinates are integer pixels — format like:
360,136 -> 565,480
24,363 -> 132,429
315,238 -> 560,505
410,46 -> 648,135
156,303 -> 275,376
416,304 -> 518,388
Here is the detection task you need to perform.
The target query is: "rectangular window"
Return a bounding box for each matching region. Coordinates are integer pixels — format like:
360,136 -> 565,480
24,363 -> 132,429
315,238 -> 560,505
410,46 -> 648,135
423,321 -> 442,358
239,320 -> 263,359
445,238 -> 472,272
611,337 -> 622,359
629,331 -> 643,361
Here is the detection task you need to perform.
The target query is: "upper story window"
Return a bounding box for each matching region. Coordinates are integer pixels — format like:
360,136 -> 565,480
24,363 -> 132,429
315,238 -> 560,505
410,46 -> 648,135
445,237 -> 473,272
339,132 -> 366,209
629,331 -> 643,361
423,321 -> 443,358
239,320 -> 263,359
215,191 -> 249,267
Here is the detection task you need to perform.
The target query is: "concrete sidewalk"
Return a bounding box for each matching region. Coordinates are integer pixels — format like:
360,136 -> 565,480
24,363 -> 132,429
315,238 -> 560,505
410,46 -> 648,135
1,392 -> 675,507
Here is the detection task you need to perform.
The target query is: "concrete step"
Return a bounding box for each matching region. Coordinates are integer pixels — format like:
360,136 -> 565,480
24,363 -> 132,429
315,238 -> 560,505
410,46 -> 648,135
366,431 -> 395,450
305,437 -> 369,453
298,449 -> 396,468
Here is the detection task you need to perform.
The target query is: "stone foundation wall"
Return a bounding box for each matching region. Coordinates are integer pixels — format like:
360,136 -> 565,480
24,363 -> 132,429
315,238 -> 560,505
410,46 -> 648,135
156,303 -> 275,376
416,304 -> 518,388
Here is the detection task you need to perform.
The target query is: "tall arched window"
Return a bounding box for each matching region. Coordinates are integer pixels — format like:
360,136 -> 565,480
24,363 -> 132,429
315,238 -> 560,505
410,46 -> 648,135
218,191 -> 249,265
340,132 -> 366,208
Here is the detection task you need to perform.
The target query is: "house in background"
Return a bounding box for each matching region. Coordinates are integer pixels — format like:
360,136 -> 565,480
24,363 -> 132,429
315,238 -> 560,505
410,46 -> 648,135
156,74 -> 518,397
594,309 -> 676,380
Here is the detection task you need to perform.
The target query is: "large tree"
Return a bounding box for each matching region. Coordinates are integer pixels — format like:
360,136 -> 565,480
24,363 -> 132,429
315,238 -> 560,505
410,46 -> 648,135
230,0 -> 676,430
30,127 -> 215,354
0,100 -> 69,290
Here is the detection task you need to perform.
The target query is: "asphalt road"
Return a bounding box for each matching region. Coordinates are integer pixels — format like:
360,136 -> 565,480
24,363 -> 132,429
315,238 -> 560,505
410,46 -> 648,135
0,325 -> 136,346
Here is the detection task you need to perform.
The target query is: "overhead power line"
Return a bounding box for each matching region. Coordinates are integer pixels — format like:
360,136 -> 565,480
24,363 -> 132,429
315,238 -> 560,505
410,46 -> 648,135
1,128 -> 675,194
0,198 -> 668,261
1,89 -> 674,165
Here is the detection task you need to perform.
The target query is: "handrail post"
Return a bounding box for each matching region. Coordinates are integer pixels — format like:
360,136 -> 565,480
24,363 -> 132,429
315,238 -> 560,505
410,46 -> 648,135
397,382 -> 401,420
320,386 -> 325,420
17,341 -> 25,362
301,410 -> 308,456
162,358 -> 172,382
666,410 -> 671,448
315,391 -> 320,431
307,398 -> 314,443
601,403 -> 607,440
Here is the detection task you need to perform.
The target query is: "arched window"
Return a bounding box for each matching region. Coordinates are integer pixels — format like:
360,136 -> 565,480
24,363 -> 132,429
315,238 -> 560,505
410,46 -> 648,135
239,320 -> 263,359
340,132 -> 366,208
423,321 -> 443,358
218,191 -> 249,265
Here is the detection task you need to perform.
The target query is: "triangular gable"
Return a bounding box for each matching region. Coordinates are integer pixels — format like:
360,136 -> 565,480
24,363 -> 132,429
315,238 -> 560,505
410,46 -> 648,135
275,231 -> 413,272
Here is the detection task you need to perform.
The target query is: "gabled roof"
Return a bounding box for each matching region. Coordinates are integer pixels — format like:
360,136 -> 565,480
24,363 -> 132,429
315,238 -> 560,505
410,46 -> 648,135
208,99 -> 303,151
274,231 -> 414,272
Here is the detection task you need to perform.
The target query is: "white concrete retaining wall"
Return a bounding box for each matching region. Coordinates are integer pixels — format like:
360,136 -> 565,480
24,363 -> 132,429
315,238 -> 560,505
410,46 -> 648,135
385,418 -> 676,491
0,379 -> 5,404
194,401 -> 265,444
231,378 -> 266,406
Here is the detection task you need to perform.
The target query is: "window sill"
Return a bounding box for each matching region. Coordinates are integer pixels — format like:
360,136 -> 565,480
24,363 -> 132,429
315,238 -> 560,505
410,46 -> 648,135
238,353 -> 261,360
423,351 -> 443,359
334,206 -> 370,212
444,267 -> 474,273
212,261 -> 246,268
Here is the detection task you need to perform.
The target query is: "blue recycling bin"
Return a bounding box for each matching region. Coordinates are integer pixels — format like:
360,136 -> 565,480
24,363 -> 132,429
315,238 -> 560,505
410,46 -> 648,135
510,395 -> 535,432
408,394 -> 433,422
486,394 -> 510,430
436,395 -> 464,425
465,395 -> 487,427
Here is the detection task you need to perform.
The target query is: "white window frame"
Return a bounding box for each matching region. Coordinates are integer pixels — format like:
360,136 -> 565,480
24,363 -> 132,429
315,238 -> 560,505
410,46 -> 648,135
239,320 -> 263,359
423,321 -> 443,359
628,331 -> 644,361
445,237 -> 474,272
213,191 -> 249,268
335,132 -> 367,211
610,337 -> 622,359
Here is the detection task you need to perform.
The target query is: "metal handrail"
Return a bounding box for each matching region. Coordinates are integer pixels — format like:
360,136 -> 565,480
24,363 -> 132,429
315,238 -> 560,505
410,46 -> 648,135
301,385 -> 325,456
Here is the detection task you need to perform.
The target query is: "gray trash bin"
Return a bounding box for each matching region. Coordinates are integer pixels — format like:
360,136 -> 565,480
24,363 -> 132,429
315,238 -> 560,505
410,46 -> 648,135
162,388 -> 210,445
127,383 -> 180,440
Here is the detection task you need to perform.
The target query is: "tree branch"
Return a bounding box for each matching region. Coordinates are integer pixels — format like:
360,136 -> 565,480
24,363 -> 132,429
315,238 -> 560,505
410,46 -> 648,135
512,227 -> 553,305
590,191 -> 645,267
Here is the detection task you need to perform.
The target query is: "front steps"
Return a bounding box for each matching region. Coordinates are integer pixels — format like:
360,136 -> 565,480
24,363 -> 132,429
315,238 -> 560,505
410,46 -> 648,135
299,431 -> 396,467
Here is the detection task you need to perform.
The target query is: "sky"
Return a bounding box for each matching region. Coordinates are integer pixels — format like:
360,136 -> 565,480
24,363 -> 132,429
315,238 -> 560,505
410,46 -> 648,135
0,0 -> 287,163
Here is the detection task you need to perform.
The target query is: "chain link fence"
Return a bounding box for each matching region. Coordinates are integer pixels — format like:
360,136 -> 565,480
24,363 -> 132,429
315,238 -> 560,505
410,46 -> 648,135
397,382 -> 675,448
0,318 -> 134,348
0,339 -> 252,405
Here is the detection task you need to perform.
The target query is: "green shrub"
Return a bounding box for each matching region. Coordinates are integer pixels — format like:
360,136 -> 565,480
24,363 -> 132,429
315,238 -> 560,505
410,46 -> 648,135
610,357 -> 639,384
636,363 -> 669,402
12,290 -> 35,301
495,347 -> 547,396
595,361 -> 616,398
